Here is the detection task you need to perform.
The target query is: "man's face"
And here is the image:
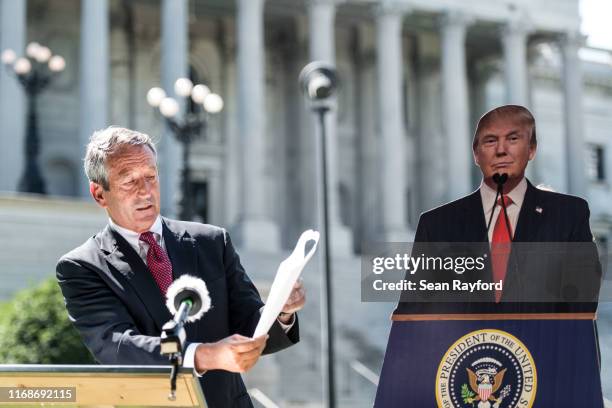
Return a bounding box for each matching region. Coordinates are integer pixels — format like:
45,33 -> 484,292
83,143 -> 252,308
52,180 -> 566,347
473,116 -> 536,185
90,144 -> 161,233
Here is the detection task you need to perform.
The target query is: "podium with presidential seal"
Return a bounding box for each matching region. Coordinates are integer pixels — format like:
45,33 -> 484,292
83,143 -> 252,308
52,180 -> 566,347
365,236 -> 605,407
374,312 -> 604,407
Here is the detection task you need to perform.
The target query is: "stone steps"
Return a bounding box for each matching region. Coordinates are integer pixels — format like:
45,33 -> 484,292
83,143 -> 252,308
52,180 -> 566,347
0,194 -> 106,301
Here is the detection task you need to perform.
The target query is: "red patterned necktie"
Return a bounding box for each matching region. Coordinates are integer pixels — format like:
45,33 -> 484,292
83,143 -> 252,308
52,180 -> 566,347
139,231 -> 173,296
491,195 -> 513,303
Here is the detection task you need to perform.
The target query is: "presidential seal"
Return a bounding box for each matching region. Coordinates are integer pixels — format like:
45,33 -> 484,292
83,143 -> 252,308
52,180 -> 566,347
435,329 -> 537,408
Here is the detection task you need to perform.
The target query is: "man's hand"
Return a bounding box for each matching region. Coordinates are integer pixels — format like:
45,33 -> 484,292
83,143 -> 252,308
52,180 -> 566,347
194,334 -> 268,373
278,279 -> 306,324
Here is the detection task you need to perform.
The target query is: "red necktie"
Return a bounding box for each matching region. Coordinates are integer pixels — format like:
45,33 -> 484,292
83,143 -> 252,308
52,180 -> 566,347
491,196 -> 513,303
139,231 -> 173,296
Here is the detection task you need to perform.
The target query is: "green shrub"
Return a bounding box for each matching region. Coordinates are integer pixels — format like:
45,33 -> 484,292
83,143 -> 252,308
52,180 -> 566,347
0,278 -> 95,364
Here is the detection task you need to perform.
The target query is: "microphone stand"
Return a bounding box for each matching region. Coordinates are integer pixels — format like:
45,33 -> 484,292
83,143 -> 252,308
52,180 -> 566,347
485,173 -> 508,238
497,179 -> 524,306
482,174 -> 509,304
497,182 -> 512,239
161,299 -> 193,400
485,188 -> 501,237
491,174 -> 520,305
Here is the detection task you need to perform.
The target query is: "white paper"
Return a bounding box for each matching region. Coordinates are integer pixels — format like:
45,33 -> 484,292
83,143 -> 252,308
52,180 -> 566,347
253,229 -> 320,338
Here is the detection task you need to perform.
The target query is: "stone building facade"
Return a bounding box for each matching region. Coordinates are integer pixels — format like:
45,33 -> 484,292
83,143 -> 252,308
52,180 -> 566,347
2,0 -> 611,258
2,0 -> 612,403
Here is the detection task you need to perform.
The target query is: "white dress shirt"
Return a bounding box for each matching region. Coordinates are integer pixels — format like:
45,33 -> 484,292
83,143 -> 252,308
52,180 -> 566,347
479,177 -> 527,243
109,216 -> 165,261
108,215 -> 294,376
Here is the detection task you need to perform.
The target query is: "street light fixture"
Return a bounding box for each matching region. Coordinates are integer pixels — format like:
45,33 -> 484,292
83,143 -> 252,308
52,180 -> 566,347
147,78 -> 223,221
1,42 -> 66,194
299,61 -> 339,408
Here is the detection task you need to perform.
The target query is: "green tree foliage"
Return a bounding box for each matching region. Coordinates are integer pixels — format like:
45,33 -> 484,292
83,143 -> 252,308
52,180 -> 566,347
0,278 -> 95,364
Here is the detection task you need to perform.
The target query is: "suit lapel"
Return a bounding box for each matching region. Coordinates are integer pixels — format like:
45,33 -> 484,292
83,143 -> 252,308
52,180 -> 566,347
513,180 -> 541,242
97,225 -> 172,331
161,218 -> 198,280
503,180 -> 543,300
464,190 -> 488,242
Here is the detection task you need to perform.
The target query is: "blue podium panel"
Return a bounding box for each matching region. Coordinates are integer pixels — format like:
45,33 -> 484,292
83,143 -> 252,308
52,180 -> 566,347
375,318 -> 603,408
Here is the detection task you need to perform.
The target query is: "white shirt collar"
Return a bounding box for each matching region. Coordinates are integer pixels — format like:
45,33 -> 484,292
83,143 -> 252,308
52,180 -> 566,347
479,177 -> 527,209
108,215 -> 163,249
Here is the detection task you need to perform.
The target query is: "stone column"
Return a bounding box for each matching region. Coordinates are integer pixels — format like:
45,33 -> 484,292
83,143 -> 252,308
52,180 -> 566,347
375,5 -> 410,241
502,19 -> 531,106
236,0 -> 280,252
159,0 -> 187,217
308,0 -> 352,255
561,31 -> 587,197
0,0 -> 26,192
79,0 -> 109,197
220,18 -> 240,227
501,18 -> 538,180
439,10 -> 472,199
415,31 -> 446,213
354,24 -> 378,249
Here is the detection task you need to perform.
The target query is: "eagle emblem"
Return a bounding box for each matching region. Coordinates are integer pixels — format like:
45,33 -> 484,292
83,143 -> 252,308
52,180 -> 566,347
461,358 -> 511,407
436,329 -> 537,408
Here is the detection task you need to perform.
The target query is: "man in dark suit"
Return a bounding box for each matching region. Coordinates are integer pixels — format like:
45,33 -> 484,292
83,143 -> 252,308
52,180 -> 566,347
395,104 -> 601,315
57,127 -> 304,408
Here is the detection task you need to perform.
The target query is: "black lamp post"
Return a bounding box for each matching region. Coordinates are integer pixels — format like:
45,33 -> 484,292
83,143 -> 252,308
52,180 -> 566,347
147,79 -> 223,221
299,61 -> 339,408
1,42 -> 66,194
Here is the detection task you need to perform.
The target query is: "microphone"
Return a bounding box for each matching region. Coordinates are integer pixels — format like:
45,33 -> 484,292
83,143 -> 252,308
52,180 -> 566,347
161,275 -> 211,356
484,173 -> 508,237
492,173 -> 508,186
161,275 -> 211,401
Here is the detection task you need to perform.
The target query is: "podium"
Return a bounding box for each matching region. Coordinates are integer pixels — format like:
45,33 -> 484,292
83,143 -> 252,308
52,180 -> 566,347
0,365 -> 207,407
374,313 -> 604,407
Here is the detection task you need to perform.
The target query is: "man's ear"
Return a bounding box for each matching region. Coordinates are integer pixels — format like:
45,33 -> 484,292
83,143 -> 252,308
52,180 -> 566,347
90,182 -> 108,208
528,144 -> 537,161
473,150 -> 480,167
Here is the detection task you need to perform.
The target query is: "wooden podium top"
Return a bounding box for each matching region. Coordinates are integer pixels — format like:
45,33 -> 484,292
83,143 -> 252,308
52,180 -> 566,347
392,312 -> 597,321
0,365 -> 206,407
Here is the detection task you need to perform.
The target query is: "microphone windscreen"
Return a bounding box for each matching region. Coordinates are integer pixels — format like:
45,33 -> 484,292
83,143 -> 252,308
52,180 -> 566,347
165,275 -> 211,323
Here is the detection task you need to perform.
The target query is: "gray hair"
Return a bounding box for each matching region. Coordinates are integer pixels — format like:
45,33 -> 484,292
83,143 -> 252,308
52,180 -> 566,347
84,126 -> 157,190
